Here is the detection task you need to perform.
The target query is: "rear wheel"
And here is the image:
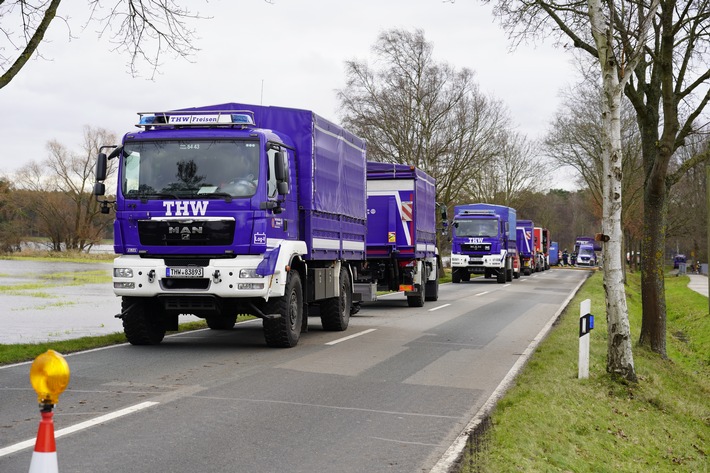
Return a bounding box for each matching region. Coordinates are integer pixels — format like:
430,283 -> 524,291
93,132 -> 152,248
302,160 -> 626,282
263,271 -> 303,347
121,297 -> 166,345
320,268 -> 351,331
407,281 -> 425,307
425,272 -> 439,302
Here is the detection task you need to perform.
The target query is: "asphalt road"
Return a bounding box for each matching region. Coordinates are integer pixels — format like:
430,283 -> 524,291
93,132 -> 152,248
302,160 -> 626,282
0,268 -> 588,473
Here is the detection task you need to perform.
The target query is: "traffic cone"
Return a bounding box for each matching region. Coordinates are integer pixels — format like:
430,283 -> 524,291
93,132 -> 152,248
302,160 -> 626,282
28,409 -> 58,473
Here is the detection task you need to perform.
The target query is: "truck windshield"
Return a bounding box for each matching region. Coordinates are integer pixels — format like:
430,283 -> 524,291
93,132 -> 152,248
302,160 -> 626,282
454,219 -> 498,237
122,140 -> 260,199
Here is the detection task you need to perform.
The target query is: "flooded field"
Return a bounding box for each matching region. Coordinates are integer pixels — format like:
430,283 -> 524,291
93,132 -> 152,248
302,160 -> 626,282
0,259 -> 198,344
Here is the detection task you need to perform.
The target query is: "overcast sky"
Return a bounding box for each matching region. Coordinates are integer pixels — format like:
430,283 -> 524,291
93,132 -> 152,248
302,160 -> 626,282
0,0 -> 580,188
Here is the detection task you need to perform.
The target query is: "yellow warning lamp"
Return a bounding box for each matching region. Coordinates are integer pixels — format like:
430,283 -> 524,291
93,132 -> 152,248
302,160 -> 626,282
29,350 -> 70,406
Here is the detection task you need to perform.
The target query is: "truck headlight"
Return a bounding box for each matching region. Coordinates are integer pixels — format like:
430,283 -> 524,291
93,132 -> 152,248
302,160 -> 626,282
114,268 -> 134,278
239,269 -> 264,278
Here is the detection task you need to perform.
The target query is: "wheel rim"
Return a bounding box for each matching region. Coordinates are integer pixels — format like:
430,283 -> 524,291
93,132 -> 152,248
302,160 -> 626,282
288,288 -> 299,328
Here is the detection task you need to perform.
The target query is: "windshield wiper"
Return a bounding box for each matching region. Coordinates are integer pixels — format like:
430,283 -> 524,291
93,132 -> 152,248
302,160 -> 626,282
137,192 -> 181,203
195,192 -> 233,203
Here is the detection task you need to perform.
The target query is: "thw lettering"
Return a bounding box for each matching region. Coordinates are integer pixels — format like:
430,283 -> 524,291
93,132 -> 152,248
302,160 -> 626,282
163,201 -> 210,216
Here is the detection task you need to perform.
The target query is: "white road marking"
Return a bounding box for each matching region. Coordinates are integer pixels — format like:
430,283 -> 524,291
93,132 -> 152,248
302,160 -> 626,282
475,291 -> 490,297
428,304 -> 451,312
0,401 -> 159,458
325,329 -> 377,345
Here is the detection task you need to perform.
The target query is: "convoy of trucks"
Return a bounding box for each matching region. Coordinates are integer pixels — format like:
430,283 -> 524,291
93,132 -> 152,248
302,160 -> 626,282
93,101 -> 592,349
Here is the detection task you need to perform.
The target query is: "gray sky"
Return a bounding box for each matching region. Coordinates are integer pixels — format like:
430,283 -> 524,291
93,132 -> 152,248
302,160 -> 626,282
0,0 -> 579,188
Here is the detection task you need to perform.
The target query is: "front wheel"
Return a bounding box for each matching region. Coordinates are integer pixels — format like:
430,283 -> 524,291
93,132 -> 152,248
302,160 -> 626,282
263,271 -> 303,347
121,297 -> 166,345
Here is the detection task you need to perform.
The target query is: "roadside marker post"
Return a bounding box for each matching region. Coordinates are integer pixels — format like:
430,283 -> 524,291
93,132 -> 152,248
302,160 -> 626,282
28,350 -> 70,473
578,299 -> 594,379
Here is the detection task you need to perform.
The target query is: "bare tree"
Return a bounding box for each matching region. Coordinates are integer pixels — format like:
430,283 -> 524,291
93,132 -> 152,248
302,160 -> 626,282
0,0 -> 207,89
545,81 -> 644,271
469,130 -> 546,205
337,28 -> 508,210
13,126 -> 117,251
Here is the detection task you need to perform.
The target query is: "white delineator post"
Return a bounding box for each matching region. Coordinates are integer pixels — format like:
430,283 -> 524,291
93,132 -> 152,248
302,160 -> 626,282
578,299 -> 594,379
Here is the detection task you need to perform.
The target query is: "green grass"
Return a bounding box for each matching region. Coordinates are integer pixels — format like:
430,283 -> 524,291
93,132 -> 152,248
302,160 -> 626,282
462,271 -> 709,472
0,320 -> 214,365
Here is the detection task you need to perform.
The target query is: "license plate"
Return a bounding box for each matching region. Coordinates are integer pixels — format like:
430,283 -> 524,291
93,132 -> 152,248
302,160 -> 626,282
166,267 -> 204,278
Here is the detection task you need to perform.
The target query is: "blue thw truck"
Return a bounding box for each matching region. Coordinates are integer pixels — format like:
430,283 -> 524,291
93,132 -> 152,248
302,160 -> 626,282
93,103 -> 367,347
516,219 -> 535,275
450,203 -> 519,283
353,162 -> 440,308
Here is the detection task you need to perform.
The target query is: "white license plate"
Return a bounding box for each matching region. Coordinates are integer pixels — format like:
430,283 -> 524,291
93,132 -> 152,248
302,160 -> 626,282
166,267 -> 204,278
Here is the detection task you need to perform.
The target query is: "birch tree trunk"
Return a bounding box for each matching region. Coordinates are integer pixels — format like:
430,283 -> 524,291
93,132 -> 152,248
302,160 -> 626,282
587,0 -> 637,381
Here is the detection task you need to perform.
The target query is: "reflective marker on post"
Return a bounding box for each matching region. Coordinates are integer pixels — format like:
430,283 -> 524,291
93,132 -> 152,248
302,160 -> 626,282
578,299 -> 594,379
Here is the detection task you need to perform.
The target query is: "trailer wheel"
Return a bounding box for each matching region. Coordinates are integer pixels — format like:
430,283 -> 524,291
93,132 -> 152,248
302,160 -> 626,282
121,297 -> 166,345
425,277 -> 439,301
320,268 -> 351,331
263,271 -> 303,347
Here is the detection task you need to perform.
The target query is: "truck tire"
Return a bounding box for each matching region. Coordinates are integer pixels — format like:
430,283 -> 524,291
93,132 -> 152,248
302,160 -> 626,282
496,270 -> 506,284
462,272 -> 471,282
263,271 -> 303,347
425,277 -> 439,301
121,297 -> 166,345
320,268 -> 351,331
206,316 -> 236,330
452,269 -> 461,283
407,282 -> 425,307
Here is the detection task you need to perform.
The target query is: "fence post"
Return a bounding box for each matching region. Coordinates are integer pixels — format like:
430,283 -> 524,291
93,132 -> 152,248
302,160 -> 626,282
578,299 -> 594,379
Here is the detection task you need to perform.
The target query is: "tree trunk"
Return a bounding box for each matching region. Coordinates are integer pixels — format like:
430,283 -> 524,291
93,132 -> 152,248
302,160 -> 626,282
589,0 -> 637,381
640,181 -> 668,356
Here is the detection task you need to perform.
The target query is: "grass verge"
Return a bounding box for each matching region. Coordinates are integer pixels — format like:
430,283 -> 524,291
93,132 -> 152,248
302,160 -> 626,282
0,317 -> 252,366
460,271 -> 709,472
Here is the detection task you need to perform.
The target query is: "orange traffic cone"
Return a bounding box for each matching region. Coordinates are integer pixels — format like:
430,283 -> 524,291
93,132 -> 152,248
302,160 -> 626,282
28,409 -> 58,473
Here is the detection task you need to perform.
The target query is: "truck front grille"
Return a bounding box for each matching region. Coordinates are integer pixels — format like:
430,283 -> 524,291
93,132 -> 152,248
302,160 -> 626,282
138,220 -> 235,246
462,244 -> 491,252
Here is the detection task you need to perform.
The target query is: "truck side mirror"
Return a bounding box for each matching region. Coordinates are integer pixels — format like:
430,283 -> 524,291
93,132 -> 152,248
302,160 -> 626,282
274,151 -> 290,195
96,153 -> 108,182
94,182 -> 105,197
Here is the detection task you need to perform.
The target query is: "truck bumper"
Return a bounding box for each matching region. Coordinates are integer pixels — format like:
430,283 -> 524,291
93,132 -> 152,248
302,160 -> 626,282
111,255 -> 281,299
451,253 -> 506,271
